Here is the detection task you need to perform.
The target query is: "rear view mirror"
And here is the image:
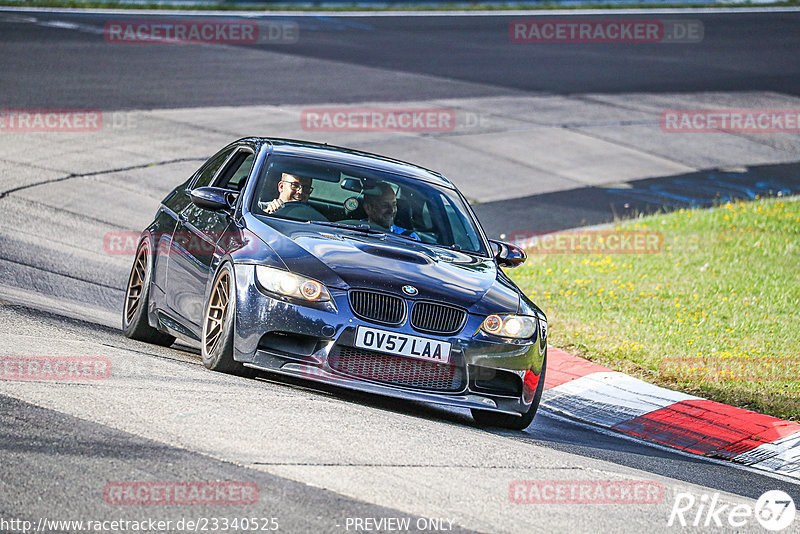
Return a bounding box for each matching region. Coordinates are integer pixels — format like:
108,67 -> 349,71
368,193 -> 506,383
340,177 -> 363,192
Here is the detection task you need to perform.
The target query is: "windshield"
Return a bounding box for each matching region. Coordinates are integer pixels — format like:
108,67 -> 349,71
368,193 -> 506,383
250,155 -> 488,255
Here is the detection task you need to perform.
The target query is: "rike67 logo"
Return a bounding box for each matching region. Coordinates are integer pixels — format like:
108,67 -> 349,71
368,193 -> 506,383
668,490 -> 796,531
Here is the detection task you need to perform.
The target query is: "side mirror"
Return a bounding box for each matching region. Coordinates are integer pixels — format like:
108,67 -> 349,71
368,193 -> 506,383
190,187 -> 234,211
490,239 -> 526,268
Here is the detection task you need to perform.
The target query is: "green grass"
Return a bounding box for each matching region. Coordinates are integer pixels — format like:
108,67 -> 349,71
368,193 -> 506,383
509,196 -> 800,421
4,0 -> 800,11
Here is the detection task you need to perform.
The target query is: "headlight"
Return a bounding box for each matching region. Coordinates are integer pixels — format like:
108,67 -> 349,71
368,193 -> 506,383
481,314 -> 537,339
255,265 -> 331,302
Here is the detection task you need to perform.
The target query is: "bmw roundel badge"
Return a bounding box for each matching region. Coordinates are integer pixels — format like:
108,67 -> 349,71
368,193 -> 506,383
402,285 -> 418,296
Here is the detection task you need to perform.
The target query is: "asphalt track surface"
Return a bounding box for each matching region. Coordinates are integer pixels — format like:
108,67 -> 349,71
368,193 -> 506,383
1,8 -> 799,534
1,10 -> 800,109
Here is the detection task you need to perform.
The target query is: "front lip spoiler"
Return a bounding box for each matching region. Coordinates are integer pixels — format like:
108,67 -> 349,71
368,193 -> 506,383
242,360 -> 523,417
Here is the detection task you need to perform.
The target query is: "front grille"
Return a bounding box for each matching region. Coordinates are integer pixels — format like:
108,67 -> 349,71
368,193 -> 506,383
410,301 -> 467,335
349,290 -> 406,325
328,346 -> 465,392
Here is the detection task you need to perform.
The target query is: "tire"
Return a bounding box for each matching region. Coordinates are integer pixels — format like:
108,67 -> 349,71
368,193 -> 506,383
122,238 -> 176,347
471,353 -> 547,431
201,263 -> 250,376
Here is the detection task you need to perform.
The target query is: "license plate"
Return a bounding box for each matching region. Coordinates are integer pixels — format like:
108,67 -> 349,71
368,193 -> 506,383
354,326 -> 451,364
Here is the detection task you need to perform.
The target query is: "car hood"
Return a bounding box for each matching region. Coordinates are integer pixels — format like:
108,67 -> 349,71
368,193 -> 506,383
247,217 -> 521,315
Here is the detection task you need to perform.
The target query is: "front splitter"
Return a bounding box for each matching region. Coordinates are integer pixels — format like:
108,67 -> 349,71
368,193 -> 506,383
243,359 -> 525,417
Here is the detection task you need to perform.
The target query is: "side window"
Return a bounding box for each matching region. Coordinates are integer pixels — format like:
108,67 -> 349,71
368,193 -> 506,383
215,150 -> 255,191
191,148 -> 234,189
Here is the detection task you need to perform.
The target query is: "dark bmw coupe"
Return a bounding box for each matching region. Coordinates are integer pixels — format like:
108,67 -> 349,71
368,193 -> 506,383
123,137 -> 547,429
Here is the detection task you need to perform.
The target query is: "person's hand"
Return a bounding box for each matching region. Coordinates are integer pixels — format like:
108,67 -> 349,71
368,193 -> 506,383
260,198 -> 284,214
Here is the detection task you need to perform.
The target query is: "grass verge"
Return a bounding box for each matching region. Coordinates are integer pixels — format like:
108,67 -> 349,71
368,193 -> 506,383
508,195 -> 800,421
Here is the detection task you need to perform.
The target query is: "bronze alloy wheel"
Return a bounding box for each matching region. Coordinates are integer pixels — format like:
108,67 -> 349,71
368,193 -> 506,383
124,245 -> 148,325
201,265 -> 247,375
122,239 -> 175,346
204,270 -> 230,355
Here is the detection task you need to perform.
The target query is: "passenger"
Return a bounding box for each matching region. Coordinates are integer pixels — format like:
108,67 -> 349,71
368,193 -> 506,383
362,182 -> 420,240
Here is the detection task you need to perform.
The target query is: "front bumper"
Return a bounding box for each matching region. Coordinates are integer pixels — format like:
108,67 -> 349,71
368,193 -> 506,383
232,264 -> 546,416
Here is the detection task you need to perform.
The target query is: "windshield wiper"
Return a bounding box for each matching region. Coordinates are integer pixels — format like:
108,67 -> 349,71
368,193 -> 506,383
309,220 -> 387,235
308,221 -> 485,256
425,241 -> 487,257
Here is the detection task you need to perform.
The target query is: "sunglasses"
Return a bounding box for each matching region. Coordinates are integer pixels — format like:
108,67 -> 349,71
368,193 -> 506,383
281,180 -> 313,194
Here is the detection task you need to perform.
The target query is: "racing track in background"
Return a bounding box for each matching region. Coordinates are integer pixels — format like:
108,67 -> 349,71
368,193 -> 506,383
1,8 -> 799,533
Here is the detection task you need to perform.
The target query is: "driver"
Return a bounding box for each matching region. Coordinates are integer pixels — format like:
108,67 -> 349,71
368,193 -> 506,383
260,172 -> 326,221
362,182 -> 420,240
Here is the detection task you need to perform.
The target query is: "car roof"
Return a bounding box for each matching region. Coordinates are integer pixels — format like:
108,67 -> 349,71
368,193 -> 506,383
237,137 -> 455,188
